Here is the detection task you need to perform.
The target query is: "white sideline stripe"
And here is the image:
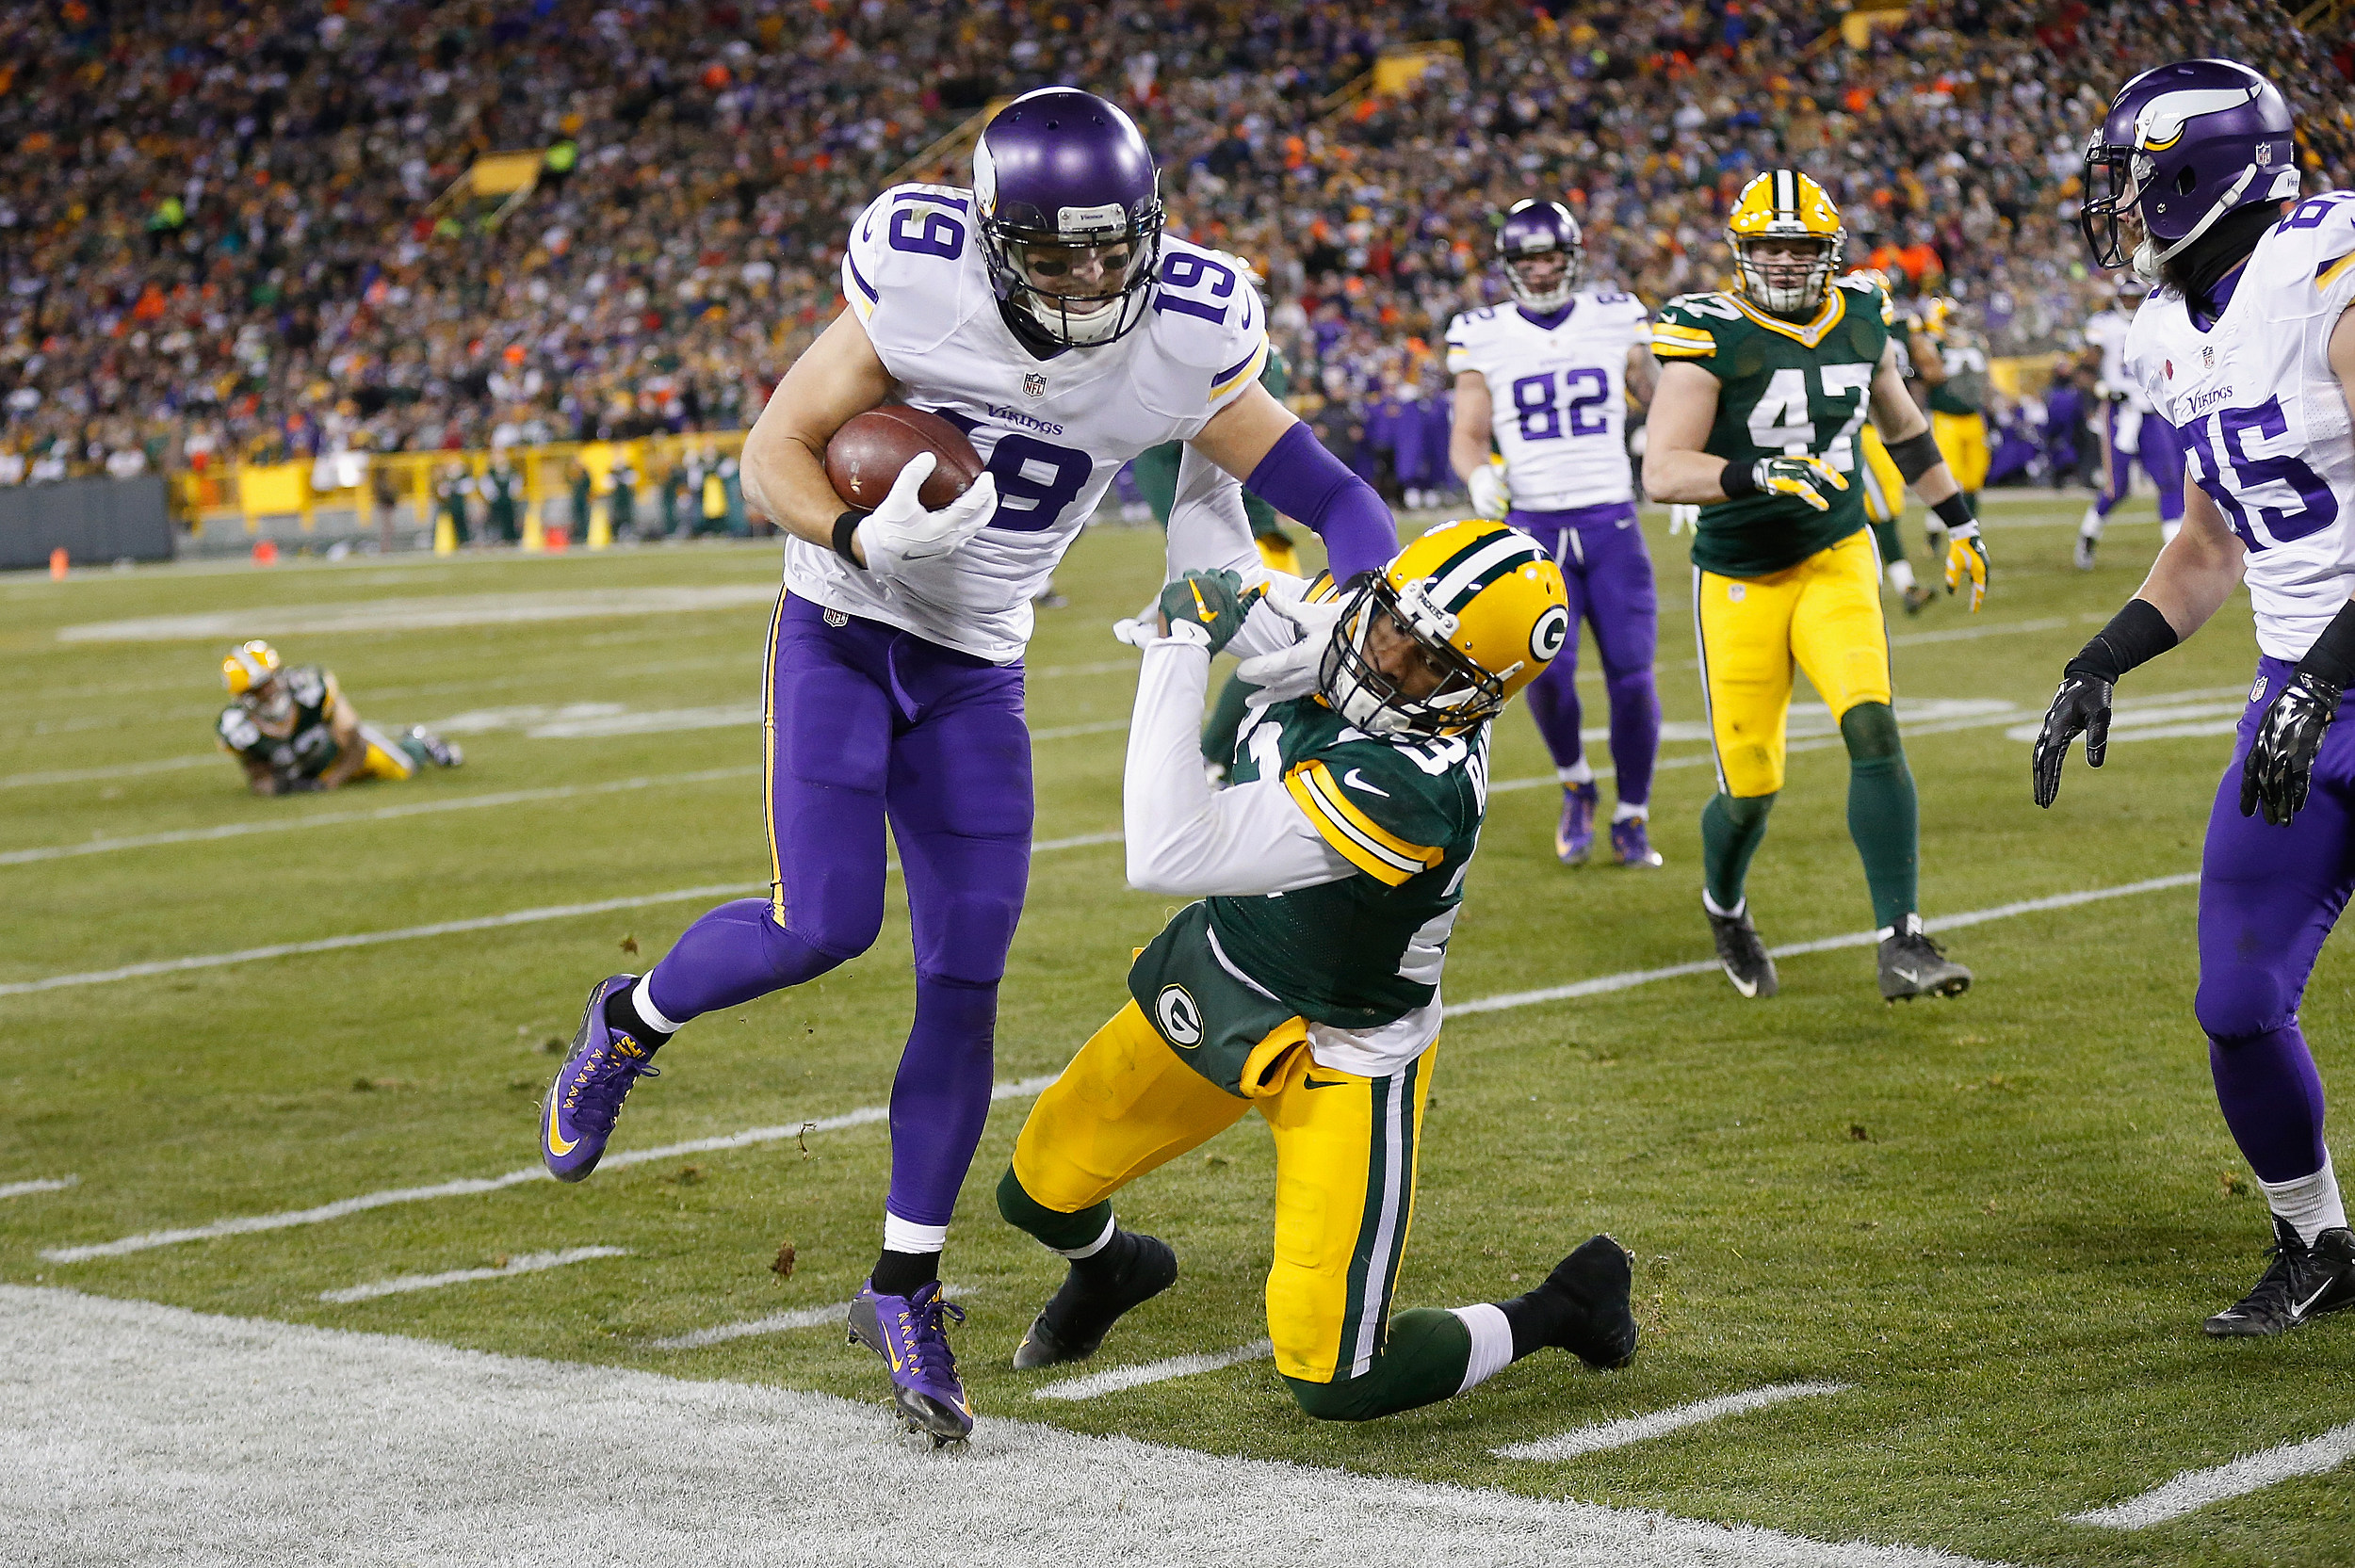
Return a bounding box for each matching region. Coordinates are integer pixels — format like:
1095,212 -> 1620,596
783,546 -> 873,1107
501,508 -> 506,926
1447,871 -> 2203,1016
2067,1419 -> 2355,1528
0,767 -> 762,866
1495,1382 -> 1854,1462
319,1247 -> 628,1304
0,1286 -> 2016,1568
0,832 -> 1123,999
1032,1339 -> 1275,1401
0,1175 -> 77,1200
37,1078 -> 1057,1264
643,1282 -> 976,1350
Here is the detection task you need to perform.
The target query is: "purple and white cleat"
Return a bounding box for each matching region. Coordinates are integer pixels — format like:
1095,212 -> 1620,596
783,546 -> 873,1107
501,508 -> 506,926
540,974 -> 661,1182
1555,781 -> 1600,865
848,1279 -> 974,1445
1611,816 -> 1664,868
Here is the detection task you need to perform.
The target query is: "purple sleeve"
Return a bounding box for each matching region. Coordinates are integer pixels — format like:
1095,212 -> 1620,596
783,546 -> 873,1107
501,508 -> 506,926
1243,420 -> 1399,582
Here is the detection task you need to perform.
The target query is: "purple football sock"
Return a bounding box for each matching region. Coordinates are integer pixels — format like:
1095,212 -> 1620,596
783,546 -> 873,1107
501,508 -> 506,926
642,897 -> 857,1025
2210,1026 -> 2330,1184
884,976 -> 1000,1227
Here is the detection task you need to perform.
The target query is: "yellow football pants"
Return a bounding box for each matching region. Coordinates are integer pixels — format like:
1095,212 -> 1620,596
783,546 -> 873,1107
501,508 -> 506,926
1932,411 -> 1990,494
1857,424 -> 1906,525
1011,999 -> 1433,1385
357,724 -> 417,783
1695,527 -> 1892,798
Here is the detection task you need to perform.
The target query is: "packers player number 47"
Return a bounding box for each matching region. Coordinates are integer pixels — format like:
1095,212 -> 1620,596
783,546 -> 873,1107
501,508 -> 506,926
1642,170 -> 1982,1005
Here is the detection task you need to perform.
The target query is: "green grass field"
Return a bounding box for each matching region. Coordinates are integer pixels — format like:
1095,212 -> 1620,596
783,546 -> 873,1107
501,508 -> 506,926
6,496 -> 2351,1566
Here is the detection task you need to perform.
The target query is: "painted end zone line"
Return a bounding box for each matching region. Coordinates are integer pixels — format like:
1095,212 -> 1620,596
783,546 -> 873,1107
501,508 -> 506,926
1032,1338 -> 1274,1401
321,1247 -> 627,1304
1494,1382 -> 1852,1462
2067,1418 -> 2355,1528
1449,872 -> 2202,1017
39,1076 -> 1057,1265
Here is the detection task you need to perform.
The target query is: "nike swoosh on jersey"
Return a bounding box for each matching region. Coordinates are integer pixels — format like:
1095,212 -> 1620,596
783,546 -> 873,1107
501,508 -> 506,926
1341,768 -> 1389,797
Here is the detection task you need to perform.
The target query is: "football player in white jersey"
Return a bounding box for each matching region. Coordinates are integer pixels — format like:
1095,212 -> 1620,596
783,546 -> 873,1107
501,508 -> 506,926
2036,59 -> 2355,1337
1446,200 -> 1664,866
534,88 -> 1402,1444
2076,271 -> 2190,566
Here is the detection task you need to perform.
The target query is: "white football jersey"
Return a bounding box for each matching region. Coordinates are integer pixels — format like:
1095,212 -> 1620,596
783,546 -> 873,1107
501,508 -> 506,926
2085,306 -> 2153,412
788,184 -> 1269,663
2126,190 -> 2355,662
1444,291 -> 1650,510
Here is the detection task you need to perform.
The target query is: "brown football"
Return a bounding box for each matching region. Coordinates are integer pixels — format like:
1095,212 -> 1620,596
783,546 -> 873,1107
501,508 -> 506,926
823,406 -> 985,511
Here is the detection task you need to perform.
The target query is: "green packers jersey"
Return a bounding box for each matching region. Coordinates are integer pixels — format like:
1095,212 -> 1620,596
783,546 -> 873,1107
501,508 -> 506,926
216,665 -> 339,779
1126,694 -> 1484,1091
1653,275 -> 1893,577
1922,331 -> 1989,417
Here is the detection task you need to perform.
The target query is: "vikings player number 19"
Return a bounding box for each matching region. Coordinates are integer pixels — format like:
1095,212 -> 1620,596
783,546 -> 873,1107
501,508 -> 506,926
932,407 -> 1094,534
886,194 -> 967,259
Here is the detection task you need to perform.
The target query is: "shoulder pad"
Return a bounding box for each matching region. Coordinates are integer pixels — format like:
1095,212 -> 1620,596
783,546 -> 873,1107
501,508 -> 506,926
843,184 -> 981,352
286,667 -> 328,707
1654,292 -> 1738,359
1835,273 -> 1897,326
2266,192 -> 2355,309
1282,740 -> 1470,886
218,706 -> 261,751
1148,240 -> 1266,369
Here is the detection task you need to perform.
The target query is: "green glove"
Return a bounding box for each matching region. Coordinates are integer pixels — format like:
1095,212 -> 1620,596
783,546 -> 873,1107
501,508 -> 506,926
1157,570 -> 1261,656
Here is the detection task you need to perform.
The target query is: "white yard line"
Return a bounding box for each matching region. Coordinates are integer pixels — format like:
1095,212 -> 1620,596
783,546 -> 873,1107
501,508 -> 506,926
1494,1382 -> 1853,1462
0,831 -> 1124,998
57,586 -> 785,643
0,753 -> 221,789
643,1283 -> 977,1350
0,1285 -> 2011,1568
38,1078 -> 1057,1265
0,767 -> 762,866
0,1175 -> 77,1200
319,1247 -> 628,1304
2065,1419 -> 2355,1528
1031,1338 -> 1274,1401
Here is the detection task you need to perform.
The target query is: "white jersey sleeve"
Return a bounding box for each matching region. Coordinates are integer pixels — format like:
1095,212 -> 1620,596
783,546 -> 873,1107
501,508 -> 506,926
2085,308 -> 2152,411
1441,292 -> 1642,510
2131,190 -> 2355,661
1132,238 -> 1271,434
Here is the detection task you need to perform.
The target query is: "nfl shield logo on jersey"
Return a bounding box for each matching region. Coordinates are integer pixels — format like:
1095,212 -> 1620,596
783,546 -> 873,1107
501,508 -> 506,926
1024,372 -> 1048,398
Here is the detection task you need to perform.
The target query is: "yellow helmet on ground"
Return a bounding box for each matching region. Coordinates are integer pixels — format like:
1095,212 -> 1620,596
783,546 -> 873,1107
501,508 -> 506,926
1323,519 -> 1569,737
1727,169 -> 1845,316
221,639 -> 283,698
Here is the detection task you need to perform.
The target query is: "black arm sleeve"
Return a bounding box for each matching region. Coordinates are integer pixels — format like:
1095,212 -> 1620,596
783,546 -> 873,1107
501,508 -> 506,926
1886,428 -> 1943,484
2297,598 -> 2355,688
2064,598 -> 2181,682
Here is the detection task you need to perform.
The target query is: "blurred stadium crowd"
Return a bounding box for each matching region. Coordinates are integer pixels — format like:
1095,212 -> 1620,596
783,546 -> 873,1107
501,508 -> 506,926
0,0 -> 2349,507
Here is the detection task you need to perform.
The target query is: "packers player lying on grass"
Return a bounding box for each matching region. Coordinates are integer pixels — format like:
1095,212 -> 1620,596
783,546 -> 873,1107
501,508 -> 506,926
216,639 -> 463,797
996,459 -> 1638,1423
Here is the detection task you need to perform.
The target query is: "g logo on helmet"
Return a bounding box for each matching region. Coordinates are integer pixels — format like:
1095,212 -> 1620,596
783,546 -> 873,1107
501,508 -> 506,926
1155,984 -> 1203,1048
1530,604 -> 1570,663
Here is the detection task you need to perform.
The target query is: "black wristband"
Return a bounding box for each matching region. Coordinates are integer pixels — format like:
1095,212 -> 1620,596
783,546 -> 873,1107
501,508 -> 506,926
1717,459 -> 1759,500
2297,599 -> 2355,689
1887,428 -> 1943,484
832,509 -> 869,567
2065,598 -> 2179,683
1932,493 -> 1975,532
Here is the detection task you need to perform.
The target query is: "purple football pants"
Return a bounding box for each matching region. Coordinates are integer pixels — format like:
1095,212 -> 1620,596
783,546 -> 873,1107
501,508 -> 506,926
2092,405 -> 2186,524
644,592 -> 1033,1227
2196,657 -> 2341,1184
1509,502 -> 1661,808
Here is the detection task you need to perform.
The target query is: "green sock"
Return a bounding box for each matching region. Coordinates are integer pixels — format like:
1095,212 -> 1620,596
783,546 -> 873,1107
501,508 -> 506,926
1700,790 -> 1776,912
1870,513 -> 1905,567
398,736 -> 431,769
1841,703 -> 1918,929
1282,1307 -> 1470,1422
995,1166 -> 1113,1253
1202,672 -> 1259,770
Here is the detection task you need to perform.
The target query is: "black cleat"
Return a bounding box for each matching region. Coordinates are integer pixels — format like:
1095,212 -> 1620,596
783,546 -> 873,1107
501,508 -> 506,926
407,724 -> 463,768
1902,584 -> 1937,617
2073,532 -> 2099,571
1706,902 -> 1778,998
2205,1219 -> 2355,1336
1877,913 -> 1972,1001
1013,1229 -> 1179,1369
1537,1235 -> 1640,1370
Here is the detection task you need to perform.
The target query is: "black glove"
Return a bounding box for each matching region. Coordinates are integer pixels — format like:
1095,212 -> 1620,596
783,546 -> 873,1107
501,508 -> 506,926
2240,669 -> 2342,826
1158,570 -> 1262,656
2031,673 -> 2114,809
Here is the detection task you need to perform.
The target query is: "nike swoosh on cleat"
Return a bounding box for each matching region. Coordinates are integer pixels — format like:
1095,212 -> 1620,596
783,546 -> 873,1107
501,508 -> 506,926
544,1105 -> 578,1158
1892,965 -> 1924,984
2295,1280 -> 2337,1317
1723,966 -> 1760,997
1341,768 -> 1389,797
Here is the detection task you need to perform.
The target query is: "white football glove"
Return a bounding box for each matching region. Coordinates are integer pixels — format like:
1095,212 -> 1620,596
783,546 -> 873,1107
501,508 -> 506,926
1466,459 -> 1509,521
1233,591 -> 1348,704
1667,503 -> 1701,535
853,451 -> 999,579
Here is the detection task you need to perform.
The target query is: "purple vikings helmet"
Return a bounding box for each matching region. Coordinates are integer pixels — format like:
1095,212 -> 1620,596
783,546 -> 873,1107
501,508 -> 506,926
1496,199 -> 1584,310
973,88 -> 1164,348
2081,58 -> 2300,282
